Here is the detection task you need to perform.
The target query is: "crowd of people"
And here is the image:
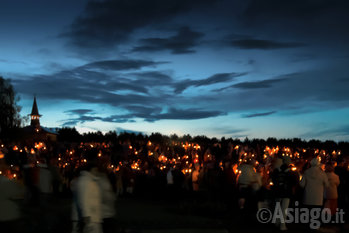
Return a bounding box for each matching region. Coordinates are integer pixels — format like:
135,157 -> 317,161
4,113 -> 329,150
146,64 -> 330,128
0,135 -> 349,232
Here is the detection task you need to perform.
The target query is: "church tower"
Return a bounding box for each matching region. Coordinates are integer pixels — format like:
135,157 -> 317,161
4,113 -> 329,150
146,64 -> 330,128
30,96 -> 41,128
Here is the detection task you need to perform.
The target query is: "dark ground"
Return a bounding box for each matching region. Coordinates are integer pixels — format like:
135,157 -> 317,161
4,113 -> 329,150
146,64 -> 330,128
13,194 -> 348,233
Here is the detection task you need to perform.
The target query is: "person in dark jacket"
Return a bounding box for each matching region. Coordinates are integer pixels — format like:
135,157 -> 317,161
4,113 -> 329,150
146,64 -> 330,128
271,157 -> 298,231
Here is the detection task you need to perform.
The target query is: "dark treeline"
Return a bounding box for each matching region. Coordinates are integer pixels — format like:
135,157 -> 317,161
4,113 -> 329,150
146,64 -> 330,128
57,127 -> 349,157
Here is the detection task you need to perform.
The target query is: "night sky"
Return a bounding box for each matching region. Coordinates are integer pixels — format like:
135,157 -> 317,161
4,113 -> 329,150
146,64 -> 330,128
1,0 -> 349,140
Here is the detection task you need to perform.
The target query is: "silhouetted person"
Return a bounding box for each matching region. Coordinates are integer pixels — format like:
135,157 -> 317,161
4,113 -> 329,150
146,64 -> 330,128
0,160 -> 25,233
324,163 -> 340,215
271,157 -> 297,231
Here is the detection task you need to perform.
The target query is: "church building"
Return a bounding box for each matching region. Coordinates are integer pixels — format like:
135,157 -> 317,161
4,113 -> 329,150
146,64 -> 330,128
22,96 -> 57,142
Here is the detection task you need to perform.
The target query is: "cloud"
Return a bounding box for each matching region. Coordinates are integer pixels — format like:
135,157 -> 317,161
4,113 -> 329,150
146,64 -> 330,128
146,107 -> 225,121
244,0 -> 349,21
205,67 -> 349,116
242,111 -> 277,118
127,71 -> 174,86
12,58 -> 169,106
82,59 -> 163,71
62,120 -> 80,127
241,0 -> 349,43
62,106 -> 225,126
0,59 -> 27,65
174,72 -> 247,93
216,78 -> 285,91
133,27 -> 204,54
300,125 -> 349,140
116,127 -> 144,135
62,109 -> 137,126
109,107 -> 225,122
62,0 -> 217,50
213,127 -> 247,135
65,109 -> 95,115
230,39 -> 305,50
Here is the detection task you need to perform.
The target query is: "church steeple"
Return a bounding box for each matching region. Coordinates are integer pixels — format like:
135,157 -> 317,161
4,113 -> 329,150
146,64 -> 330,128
30,95 -> 41,127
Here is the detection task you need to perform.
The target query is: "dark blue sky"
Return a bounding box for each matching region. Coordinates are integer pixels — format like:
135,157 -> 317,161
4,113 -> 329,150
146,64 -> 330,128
1,0 -> 349,140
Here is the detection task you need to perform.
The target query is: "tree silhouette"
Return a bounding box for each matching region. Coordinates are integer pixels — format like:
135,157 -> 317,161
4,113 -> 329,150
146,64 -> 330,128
0,77 -> 22,140
57,127 -> 82,142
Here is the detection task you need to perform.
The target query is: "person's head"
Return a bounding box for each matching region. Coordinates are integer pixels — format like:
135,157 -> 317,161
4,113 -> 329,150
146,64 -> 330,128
84,149 -> 99,172
273,158 -> 283,170
325,163 -> 334,173
194,163 -> 200,171
310,157 -> 321,167
283,156 -> 292,166
256,165 -> 264,173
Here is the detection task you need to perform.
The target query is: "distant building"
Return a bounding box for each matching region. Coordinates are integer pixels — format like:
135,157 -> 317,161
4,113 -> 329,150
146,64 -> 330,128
30,95 -> 41,128
22,96 -> 57,142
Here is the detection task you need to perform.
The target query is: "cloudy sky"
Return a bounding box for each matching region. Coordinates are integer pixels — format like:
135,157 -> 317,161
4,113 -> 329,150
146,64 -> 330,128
1,0 -> 349,140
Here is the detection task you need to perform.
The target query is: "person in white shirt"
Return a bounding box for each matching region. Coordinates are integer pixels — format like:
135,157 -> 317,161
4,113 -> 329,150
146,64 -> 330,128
73,150 -> 102,233
300,157 -> 329,206
97,161 -> 116,233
